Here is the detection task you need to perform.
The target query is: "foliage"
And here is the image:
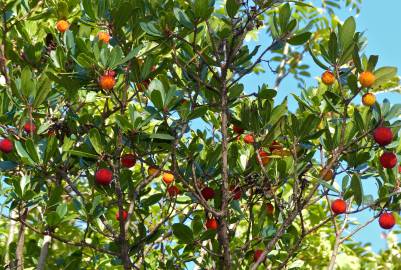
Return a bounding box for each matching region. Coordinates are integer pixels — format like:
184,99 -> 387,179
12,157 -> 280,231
0,0 -> 400,269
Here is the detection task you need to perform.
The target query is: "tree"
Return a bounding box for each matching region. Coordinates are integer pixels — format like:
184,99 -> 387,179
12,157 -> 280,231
0,0 -> 400,269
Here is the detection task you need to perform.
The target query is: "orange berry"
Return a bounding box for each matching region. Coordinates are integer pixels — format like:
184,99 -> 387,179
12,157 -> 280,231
362,92 -> 376,106
99,74 -> 116,90
359,71 -> 376,88
56,20 -> 70,33
162,172 -> 174,185
98,31 -> 111,44
266,203 -> 274,215
321,71 -> 335,86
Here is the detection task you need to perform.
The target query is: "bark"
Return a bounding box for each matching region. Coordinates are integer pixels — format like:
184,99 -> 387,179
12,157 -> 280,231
37,235 -> 52,270
16,208 -> 28,270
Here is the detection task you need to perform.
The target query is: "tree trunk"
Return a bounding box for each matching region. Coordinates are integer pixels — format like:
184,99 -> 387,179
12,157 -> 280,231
16,208 -> 28,270
37,235 -> 52,270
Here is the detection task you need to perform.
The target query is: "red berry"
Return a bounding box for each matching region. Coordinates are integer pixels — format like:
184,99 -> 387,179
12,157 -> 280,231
23,122 -> 36,134
379,212 -> 396,229
380,152 -> 397,169
266,203 -> 274,215
205,218 -> 218,230
258,149 -> 270,165
253,249 -> 264,262
95,168 -> 113,185
167,185 -> 180,197
230,186 -> 242,200
269,140 -> 282,152
373,127 -> 393,146
233,125 -> 244,135
244,134 -> 255,144
331,199 -> 347,214
121,154 -> 136,168
0,138 -> 13,153
115,210 -> 128,221
201,187 -> 215,201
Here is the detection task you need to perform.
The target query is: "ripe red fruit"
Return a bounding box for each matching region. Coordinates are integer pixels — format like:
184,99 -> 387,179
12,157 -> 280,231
167,185 -> 180,197
121,154 -> 136,168
24,122 -> 36,134
380,152 -> 397,169
115,210 -> 128,221
258,149 -> 270,165
201,187 -> 215,200
205,218 -> 218,230
253,249 -> 264,262
331,199 -> 346,214
233,125 -> 244,135
373,127 -> 393,146
269,140 -> 282,152
379,212 -> 396,229
230,186 -> 242,200
95,168 -> 113,185
244,134 -> 255,144
0,138 -> 13,153
266,203 -> 274,215
99,74 -> 116,90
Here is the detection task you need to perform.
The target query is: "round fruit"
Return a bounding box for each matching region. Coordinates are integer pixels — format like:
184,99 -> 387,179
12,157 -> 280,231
115,210 -> 128,221
121,154 -> 136,168
23,122 -> 36,134
201,187 -> 215,200
362,93 -> 376,106
167,185 -> 180,197
379,212 -> 396,229
99,74 -> 116,90
380,152 -> 397,169
253,249 -> 264,262
162,172 -> 175,185
321,169 -> 334,181
258,149 -> 270,165
373,127 -> 393,146
266,203 -> 274,216
244,134 -> 255,144
233,125 -> 244,135
321,71 -> 336,86
95,168 -> 113,185
359,71 -> 376,88
205,218 -> 218,230
98,31 -> 111,43
230,187 -> 242,200
331,199 -> 346,214
56,20 -> 69,33
0,138 -> 13,153
148,166 -> 160,177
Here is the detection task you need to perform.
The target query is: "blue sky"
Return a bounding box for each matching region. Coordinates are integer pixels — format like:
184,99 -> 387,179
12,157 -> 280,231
241,0 -> 401,252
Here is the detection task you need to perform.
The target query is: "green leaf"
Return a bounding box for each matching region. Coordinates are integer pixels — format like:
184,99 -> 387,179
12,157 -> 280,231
141,193 -> 163,207
194,0 -> 213,20
173,8 -> 193,29
44,136 -> 58,163
226,0 -> 240,18
82,0 -> 96,19
15,141 -> 35,165
89,128 -> 103,155
328,31 -> 338,63
149,134 -> 175,140
188,106 -> 208,120
307,44 -> 329,70
140,21 -> 163,37
172,223 -> 194,243
56,203 -> 68,219
367,55 -> 379,72
68,150 -> 98,159
339,17 -> 356,50
373,67 -> 398,88
21,66 -> 34,99
347,74 -> 358,94
351,174 -> 363,206
279,3 -> 291,32
288,32 -> 311,45
25,139 -> 40,163
33,75 -> 52,108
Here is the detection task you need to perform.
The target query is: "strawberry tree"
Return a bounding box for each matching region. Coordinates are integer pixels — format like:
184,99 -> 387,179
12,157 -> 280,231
0,0 -> 400,269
